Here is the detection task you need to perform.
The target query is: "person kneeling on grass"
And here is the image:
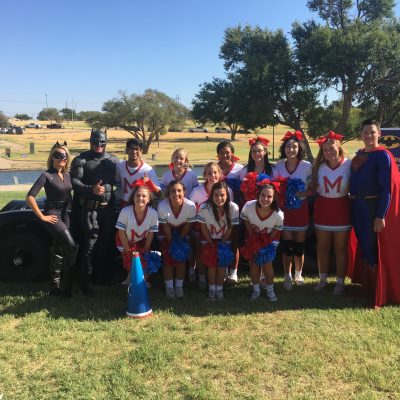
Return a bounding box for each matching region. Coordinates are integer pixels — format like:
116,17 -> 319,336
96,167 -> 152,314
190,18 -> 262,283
115,181 -> 159,285
157,180 -> 197,299
240,180 -> 284,302
197,181 -> 239,301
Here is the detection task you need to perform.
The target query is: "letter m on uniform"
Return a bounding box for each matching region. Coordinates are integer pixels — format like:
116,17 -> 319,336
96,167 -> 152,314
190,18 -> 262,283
323,176 -> 342,193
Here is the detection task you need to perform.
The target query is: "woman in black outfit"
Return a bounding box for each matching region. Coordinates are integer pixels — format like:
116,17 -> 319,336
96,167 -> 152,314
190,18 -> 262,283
26,142 -> 78,296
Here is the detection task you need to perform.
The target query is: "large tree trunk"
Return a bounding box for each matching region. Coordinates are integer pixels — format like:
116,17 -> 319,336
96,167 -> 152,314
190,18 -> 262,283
299,128 -> 314,163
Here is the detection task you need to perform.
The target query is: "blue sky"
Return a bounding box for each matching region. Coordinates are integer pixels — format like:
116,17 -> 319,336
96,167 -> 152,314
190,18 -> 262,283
1,0 -> 399,117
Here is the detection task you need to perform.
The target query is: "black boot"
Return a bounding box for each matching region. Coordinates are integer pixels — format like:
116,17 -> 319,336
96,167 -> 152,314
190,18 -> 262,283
49,246 -> 64,296
60,244 -> 79,298
80,255 -> 94,296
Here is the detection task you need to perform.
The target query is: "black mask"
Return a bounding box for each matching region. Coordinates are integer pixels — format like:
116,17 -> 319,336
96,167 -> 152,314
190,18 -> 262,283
90,130 -> 107,147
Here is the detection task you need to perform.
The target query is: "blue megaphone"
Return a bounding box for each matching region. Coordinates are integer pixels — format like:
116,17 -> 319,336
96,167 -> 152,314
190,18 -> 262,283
126,252 -> 153,318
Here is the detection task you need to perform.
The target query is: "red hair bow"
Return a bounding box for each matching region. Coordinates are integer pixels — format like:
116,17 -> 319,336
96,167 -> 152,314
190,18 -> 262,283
231,155 -> 240,162
168,162 -> 174,170
131,178 -> 158,193
248,136 -> 270,147
257,178 -> 281,193
281,130 -> 304,142
316,131 -> 344,146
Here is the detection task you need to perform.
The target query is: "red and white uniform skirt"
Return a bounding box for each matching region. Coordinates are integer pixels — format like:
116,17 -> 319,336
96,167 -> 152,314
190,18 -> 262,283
313,195 -> 351,231
282,200 -> 309,231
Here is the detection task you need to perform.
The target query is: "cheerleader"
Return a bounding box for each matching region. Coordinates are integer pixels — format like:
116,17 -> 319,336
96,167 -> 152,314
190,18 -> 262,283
197,181 -> 240,300
158,180 -> 197,298
240,180 -> 284,302
115,138 -> 160,207
217,141 -> 243,283
272,131 -> 312,290
239,136 -> 274,182
189,162 -> 234,288
313,132 -> 351,295
160,148 -> 199,198
115,181 -> 159,284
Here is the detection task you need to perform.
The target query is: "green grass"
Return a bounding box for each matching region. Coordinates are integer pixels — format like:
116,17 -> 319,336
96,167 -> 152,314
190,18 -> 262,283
0,275 -> 399,400
0,191 -> 28,209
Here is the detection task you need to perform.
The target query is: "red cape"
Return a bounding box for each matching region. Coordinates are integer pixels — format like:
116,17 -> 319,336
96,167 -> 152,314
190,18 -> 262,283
347,147 -> 400,308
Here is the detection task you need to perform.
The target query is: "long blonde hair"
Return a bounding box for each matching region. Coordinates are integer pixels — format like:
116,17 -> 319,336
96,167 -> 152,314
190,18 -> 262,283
311,139 -> 347,188
47,141 -> 70,172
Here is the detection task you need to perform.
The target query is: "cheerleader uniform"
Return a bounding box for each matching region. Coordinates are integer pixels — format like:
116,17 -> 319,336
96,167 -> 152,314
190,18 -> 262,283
239,165 -> 274,181
115,205 -> 159,270
273,160 -> 312,231
157,198 -> 197,264
197,201 -> 240,248
115,160 -> 160,206
314,159 -> 351,231
221,162 -> 243,180
160,168 -> 199,198
240,200 -> 284,246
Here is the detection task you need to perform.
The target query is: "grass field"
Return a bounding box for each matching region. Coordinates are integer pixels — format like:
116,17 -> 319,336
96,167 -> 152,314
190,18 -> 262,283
1,127 -> 398,399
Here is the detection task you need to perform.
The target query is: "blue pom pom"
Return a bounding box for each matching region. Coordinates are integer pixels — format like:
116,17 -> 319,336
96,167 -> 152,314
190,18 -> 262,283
217,241 -> 235,268
285,178 -> 306,209
143,251 -> 162,274
256,173 -> 271,183
169,231 -> 191,262
254,243 -> 277,267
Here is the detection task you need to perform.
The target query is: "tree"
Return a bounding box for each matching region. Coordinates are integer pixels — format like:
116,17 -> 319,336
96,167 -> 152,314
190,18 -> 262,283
14,113 -> 31,120
37,108 -> 62,122
88,89 -> 189,154
219,26 -> 320,159
191,77 -> 272,140
0,111 -> 8,128
292,0 -> 400,133
358,83 -> 400,127
59,108 -> 75,121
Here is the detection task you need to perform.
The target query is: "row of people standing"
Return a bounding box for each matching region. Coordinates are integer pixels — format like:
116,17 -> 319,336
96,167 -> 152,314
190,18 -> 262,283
26,120 -> 400,308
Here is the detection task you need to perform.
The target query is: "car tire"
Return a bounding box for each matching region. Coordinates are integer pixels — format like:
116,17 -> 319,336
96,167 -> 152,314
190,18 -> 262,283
0,231 -> 49,282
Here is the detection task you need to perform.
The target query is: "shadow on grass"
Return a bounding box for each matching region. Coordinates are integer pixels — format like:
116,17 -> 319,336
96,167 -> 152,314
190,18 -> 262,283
0,274 -> 371,321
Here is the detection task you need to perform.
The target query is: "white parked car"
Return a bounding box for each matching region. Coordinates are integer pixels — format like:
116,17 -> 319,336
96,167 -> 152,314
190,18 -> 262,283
25,123 -> 41,129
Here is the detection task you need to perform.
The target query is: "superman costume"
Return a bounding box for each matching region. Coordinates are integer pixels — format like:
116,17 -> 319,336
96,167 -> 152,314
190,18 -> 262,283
347,147 -> 400,308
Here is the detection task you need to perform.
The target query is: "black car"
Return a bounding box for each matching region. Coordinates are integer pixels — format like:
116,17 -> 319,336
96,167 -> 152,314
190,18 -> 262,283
46,123 -> 64,129
6,126 -> 24,134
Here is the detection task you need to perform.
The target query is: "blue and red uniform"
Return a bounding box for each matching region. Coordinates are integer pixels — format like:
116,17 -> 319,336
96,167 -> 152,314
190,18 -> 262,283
348,147 -> 400,307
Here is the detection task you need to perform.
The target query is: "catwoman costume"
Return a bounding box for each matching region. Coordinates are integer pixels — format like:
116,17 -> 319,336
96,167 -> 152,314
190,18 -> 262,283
27,164 -> 78,296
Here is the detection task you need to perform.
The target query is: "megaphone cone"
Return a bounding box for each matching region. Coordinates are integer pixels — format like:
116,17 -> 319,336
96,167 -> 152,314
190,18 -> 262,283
126,252 -> 153,318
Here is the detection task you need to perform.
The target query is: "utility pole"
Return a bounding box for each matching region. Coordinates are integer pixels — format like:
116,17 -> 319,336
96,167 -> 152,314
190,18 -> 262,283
175,95 -> 180,103
45,93 -> 48,108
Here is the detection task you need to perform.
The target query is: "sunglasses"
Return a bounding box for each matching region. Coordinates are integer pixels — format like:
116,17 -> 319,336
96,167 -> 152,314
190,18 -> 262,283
53,152 -> 68,160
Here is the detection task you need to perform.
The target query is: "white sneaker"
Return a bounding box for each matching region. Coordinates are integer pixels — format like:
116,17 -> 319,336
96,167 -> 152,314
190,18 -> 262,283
227,273 -> 238,284
215,290 -> 224,301
250,290 -> 261,301
333,283 -> 344,296
208,289 -> 216,301
165,288 -> 175,299
314,280 -> 328,292
267,290 -> 278,302
294,275 -> 305,286
283,278 -> 293,291
175,287 -> 184,298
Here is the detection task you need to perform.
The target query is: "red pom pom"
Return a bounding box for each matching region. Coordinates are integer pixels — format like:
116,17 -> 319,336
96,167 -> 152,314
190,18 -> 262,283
240,232 -> 273,261
240,172 -> 258,201
200,242 -> 218,268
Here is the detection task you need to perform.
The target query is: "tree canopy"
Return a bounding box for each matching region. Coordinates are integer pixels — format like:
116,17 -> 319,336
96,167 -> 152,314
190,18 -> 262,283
14,113 -> 31,120
37,108 -> 62,122
87,89 -> 188,154
192,0 -> 400,157
0,111 -> 8,128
